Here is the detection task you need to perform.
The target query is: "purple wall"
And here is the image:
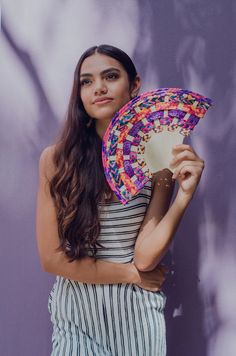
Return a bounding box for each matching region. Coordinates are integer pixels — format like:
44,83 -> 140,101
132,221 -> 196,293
1,1 -> 236,355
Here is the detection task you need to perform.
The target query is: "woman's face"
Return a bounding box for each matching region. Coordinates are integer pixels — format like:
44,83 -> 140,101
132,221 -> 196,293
79,52 -> 140,122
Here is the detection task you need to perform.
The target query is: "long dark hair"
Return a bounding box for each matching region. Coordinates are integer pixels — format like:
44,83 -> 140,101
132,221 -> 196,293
49,44 -> 138,262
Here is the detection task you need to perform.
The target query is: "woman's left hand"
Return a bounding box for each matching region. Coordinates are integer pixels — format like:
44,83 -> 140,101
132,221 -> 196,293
169,143 -> 205,199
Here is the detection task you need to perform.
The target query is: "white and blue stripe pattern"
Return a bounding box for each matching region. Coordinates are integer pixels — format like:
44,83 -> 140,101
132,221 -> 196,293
48,179 -> 166,355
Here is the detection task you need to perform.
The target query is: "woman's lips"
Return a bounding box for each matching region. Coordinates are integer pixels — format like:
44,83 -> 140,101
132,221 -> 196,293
93,98 -> 113,105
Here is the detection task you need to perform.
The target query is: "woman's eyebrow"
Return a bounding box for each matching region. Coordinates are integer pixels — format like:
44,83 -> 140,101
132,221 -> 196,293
80,67 -> 121,78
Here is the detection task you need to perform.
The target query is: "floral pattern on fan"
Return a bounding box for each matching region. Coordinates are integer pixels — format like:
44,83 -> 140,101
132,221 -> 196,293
102,88 -> 212,205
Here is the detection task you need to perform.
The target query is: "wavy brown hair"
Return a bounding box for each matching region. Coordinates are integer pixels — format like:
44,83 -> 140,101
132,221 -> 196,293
49,44 -> 138,262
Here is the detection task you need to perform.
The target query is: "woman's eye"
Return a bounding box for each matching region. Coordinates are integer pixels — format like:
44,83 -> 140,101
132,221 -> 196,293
80,79 -> 91,86
106,73 -> 119,80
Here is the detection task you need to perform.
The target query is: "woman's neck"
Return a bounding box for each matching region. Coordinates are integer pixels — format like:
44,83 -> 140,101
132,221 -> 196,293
95,118 -> 112,139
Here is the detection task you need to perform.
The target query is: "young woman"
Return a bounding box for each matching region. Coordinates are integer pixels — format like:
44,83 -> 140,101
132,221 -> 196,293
36,44 -> 205,355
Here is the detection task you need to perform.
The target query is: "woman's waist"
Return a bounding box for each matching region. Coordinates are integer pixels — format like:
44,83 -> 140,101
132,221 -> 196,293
87,248 -> 134,263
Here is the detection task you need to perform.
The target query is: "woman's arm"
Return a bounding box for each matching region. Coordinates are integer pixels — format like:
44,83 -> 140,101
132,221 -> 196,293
133,144 -> 205,272
36,146 -> 137,284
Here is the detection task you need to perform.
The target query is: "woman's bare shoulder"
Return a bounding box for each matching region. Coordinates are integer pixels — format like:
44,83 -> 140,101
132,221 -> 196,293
39,144 -> 57,180
40,144 -> 56,159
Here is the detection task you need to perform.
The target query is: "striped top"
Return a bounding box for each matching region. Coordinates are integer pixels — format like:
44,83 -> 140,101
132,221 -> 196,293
87,178 -> 153,263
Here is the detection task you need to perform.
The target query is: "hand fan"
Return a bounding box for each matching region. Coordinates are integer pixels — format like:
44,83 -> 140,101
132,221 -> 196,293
102,88 -> 212,205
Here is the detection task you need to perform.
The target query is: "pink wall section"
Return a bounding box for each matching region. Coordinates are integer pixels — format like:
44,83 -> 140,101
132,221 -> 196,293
1,1 -> 235,355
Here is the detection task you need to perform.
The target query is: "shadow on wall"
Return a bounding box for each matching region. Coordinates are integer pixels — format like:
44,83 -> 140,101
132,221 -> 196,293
162,183 -> 207,356
134,0 -> 236,356
2,19 -> 58,150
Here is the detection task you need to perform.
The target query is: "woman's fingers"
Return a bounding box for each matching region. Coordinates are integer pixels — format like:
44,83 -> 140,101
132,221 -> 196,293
172,161 -> 204,180
157,264 -> 169,275
172,144 -> 198,157
170,144 -> 204,173
170,155 -> 197,169
170,150 -> 201,169
134,263 -> 170,291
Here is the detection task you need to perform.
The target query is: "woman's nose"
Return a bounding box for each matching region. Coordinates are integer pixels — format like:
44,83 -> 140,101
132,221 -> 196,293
94,79 -> 108,95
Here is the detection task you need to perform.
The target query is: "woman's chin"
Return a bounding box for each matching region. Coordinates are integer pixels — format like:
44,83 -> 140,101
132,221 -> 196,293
93,112 -> 117,122
91,105 -> 120,121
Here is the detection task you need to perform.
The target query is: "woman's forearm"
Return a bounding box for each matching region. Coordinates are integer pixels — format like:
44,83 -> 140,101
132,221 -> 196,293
134,190 -> 192,271
44,251 -> 138,284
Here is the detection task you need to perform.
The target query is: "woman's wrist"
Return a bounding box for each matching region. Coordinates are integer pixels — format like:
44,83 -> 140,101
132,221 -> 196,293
175,188 -> 193,209
128,261 -> 140,284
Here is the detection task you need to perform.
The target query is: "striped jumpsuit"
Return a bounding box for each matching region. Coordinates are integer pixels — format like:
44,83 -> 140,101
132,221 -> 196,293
48,179 -> 166,355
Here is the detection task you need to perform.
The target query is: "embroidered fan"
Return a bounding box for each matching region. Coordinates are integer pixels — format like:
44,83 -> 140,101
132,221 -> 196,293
102,88 -> 212,205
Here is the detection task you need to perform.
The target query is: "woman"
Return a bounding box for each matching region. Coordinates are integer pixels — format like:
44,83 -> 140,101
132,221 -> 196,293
36,44 -> 205,355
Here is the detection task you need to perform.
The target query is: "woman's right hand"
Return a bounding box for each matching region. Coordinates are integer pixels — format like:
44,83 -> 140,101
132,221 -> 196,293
130,261 -> 169,292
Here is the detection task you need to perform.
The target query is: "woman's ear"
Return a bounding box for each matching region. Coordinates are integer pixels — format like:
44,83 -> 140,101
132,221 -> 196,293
130,75 -> 141,98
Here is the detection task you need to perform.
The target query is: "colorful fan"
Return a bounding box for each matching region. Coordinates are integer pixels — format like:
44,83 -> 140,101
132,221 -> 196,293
102,88 -> 212,205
